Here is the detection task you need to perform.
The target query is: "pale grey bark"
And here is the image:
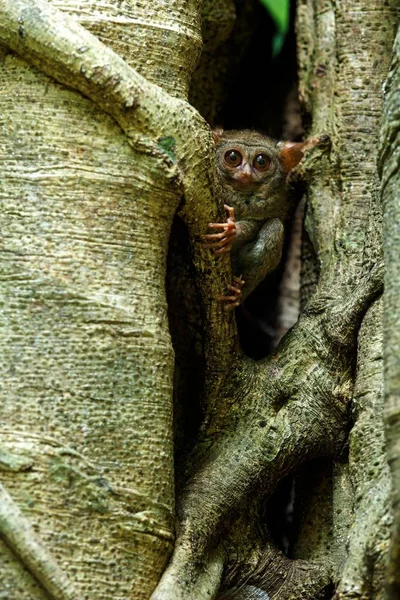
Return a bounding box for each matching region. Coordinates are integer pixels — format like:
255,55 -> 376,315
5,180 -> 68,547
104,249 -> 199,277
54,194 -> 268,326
0,1 -> 231,598
380,22 -> 400,600
295,2 -> 397,598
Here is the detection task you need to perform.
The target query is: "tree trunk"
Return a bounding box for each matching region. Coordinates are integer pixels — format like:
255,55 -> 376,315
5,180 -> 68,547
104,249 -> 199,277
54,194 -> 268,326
380,21 -> 400,600
0,1 -> 218,598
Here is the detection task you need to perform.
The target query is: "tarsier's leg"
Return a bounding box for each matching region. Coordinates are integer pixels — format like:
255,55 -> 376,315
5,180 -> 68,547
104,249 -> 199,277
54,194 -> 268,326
235,218 -> 284,301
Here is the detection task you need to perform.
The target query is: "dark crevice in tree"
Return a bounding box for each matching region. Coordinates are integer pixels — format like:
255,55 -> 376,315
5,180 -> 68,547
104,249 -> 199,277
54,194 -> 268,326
264,473 -> 295,557
211,0 -> 302,361
222,0 -> 298,139
167,215 -> 205,464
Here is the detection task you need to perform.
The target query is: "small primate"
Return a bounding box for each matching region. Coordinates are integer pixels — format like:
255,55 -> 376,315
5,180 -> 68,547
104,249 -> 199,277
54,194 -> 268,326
202,128 -> 316,309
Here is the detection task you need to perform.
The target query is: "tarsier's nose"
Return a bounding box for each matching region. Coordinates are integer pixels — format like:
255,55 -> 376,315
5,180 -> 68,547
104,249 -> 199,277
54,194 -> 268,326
237,163 -> 253,182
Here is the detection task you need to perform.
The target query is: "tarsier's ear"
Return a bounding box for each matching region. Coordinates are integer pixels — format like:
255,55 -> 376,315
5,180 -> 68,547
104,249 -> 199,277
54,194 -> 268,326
212,127 -> 224,143
277,141 -> 307,173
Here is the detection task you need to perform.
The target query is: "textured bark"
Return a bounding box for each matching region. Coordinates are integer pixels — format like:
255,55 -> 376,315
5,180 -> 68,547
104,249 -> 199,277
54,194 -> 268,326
380,23 -> 400,600
0,0 -> 398,599
0,4 -> 178,598
295,2 -> 397,598
0,1 -> 236,598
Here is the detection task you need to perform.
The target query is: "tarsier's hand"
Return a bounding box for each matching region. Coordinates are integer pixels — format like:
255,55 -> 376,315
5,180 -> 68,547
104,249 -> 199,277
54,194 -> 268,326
217,275 -> 245,311
201,204 -> 237,255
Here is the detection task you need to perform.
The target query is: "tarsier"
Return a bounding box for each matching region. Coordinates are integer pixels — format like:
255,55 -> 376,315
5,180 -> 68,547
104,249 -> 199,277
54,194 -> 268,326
202,129 -> 317,309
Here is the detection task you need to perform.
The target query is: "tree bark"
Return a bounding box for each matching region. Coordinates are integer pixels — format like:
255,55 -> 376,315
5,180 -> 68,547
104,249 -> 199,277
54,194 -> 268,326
380,22 -> 400,600
0,0 -> 398,599
0,1 -> 233,598
296,3 -> 397,598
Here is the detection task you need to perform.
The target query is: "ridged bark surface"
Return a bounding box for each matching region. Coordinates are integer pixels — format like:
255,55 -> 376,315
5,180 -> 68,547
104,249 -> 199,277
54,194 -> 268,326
380,22 -> 400,600
0,1 -> 208,598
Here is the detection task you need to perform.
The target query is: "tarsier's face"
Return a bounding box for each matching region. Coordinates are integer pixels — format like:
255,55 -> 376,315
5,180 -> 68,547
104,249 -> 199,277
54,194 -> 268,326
215,131 -> 283,193
220,146 -> 271,190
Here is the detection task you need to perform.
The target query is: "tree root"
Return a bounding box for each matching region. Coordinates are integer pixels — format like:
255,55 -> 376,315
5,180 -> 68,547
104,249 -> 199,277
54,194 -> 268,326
152,266 -> 383,599
220,533 -> 331,600
0,483 -> 76,600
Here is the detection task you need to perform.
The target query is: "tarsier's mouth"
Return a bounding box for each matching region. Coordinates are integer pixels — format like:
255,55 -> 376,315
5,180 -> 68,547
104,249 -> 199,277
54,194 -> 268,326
228,178 -> 259,193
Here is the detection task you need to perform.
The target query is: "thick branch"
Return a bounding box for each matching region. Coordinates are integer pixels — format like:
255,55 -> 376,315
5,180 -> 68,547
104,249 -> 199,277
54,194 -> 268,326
0,0 -> 237,379
152,263 -> 383,599
380,22 -> 400,600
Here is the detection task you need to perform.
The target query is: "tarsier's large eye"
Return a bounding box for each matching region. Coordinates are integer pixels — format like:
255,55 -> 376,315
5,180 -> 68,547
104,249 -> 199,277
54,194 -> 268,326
253,153 -> 270,171
224,150 -> 242,167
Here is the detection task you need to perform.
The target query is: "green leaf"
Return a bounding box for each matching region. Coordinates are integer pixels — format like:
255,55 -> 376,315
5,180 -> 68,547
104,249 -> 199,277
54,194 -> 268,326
260,0 -> 290,56
260,0 -> 290,33
272,31 -> 286,56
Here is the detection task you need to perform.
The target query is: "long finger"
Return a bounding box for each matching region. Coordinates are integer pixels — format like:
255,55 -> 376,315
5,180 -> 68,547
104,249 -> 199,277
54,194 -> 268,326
201,232 -> 230,241
207,222 -> 230,230
226,285 -> 242,295
224,204 -> 235,220
217,294 -> 241,302
202,239 -> 231,249
214,245 -> 232,254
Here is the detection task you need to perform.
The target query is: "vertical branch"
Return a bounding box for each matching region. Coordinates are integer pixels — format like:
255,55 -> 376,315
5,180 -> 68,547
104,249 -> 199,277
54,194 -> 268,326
380,23 -> 400,600
297,1 -> 398,596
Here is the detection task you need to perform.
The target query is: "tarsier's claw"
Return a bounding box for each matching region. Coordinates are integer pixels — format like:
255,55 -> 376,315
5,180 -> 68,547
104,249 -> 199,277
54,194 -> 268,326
217,275 -> 245,310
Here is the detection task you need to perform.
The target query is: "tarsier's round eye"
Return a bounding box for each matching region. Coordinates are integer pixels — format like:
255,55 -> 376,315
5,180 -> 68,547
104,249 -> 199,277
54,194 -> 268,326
253,154 -> 270,171
224,150 -> 242,167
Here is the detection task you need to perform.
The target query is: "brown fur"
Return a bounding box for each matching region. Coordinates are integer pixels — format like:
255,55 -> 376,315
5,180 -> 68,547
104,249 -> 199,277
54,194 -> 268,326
213,129 -> 305,300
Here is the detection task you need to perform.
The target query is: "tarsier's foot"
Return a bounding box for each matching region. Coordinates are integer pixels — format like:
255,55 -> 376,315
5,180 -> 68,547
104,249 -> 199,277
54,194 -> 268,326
217,275 -> 245,311
201,204 -> 237,255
